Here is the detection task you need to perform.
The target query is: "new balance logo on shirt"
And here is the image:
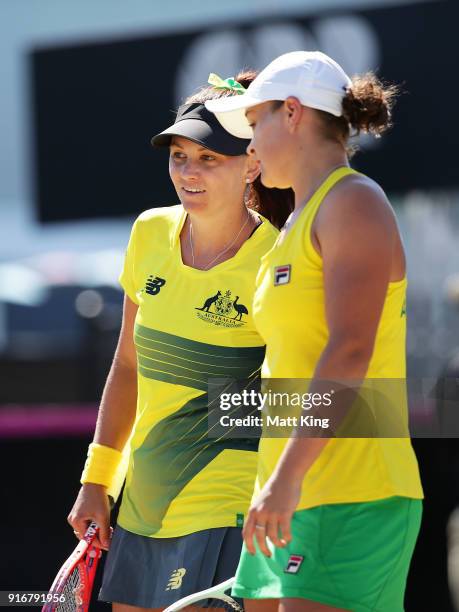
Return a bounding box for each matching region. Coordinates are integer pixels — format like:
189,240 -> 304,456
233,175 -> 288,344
145,275 -> 166,296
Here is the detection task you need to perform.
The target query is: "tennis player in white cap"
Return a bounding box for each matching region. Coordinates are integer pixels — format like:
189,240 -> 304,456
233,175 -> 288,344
206,51 -> 423,612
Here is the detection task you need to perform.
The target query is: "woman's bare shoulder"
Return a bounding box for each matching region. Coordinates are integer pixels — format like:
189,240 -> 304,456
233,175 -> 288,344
316,172 -> 396,235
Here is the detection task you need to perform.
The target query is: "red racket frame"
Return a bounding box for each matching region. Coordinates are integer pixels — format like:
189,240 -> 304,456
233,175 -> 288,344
42,522 -> 102,612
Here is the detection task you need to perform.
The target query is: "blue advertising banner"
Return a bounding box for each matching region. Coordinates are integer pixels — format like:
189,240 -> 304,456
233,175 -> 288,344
31,0 -> 456,221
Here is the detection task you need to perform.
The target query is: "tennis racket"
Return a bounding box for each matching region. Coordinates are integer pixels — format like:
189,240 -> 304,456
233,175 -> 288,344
42,521 -> 102,612
163,577 -> 243,611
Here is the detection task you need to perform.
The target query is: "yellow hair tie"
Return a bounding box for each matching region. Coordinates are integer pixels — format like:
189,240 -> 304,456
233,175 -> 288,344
208,73 -> 246,95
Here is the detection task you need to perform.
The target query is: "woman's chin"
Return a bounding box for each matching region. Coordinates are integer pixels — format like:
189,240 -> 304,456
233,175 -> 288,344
260,171 -> 290,189
260,173 -> 282,190
179,196 -> 208,212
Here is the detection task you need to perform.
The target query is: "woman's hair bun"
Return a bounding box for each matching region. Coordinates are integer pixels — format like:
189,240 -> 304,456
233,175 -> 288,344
342,72 -> 399,137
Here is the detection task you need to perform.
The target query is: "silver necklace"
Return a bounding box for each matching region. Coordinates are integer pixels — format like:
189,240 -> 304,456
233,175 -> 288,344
189,209 -> 251,271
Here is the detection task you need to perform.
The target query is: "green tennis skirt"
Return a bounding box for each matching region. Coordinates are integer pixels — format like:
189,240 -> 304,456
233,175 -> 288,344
232,496 -> 422,612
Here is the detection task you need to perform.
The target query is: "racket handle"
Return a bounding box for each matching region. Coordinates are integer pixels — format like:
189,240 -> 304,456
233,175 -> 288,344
82,521 -> 99,544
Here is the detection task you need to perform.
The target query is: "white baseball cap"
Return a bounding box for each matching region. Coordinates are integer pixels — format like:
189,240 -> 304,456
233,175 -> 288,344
205,51 -> 352,139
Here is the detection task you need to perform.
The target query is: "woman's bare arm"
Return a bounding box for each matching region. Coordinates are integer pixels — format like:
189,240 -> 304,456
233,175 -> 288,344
243,177 -> 400,555
92,294 -> 138,449
67,294 -> 138,548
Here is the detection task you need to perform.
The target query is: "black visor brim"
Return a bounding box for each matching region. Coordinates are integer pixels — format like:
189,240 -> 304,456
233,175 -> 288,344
151,106 -> 250,156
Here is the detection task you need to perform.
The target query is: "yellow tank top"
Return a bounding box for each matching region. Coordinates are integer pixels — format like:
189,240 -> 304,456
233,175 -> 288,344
253,167 -> 423,508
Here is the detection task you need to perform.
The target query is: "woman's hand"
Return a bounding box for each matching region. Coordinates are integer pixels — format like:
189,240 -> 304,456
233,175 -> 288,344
67,483 -> 112,550
243,475 -> 302,557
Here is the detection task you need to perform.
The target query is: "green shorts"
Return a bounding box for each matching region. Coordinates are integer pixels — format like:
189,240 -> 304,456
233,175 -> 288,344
232,496 -> 422,612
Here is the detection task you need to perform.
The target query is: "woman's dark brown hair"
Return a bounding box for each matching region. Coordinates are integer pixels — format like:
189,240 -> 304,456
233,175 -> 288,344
315,71 -> 399,156
185,70 -> 294,229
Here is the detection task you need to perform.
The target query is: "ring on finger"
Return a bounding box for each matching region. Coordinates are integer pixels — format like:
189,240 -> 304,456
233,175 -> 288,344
255,524 -> 266,530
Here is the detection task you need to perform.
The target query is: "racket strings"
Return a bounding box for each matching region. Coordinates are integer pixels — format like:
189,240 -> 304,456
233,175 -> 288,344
56,566 -> 85,612
184,600 -> 242,611
208,597 -> 243,611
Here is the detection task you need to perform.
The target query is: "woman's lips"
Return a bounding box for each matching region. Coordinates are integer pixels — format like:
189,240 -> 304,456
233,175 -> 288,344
182,187 -> 206,195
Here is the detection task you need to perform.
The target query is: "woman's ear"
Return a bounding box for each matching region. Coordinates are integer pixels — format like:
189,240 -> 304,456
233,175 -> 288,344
284,96 -> 303,131
245,157 -> 261,184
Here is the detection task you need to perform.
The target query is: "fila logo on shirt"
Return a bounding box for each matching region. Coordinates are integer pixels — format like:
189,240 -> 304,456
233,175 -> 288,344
144,275 -> 166,296
165,567 -> 187,590
274,264 -> 291,286
284,554 -> 304,574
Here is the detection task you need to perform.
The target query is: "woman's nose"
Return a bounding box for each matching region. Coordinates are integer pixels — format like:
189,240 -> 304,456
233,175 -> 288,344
180,160 -> 200,180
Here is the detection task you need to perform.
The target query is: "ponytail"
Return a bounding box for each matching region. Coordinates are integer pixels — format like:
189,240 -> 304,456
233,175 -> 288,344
316,71 -> 399,156
343,72 -> 398,137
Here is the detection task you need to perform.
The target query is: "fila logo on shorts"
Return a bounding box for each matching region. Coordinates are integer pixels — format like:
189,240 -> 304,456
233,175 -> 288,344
274,265 -> 291,286
284,554 -> 304,574
166,568 -> 186,590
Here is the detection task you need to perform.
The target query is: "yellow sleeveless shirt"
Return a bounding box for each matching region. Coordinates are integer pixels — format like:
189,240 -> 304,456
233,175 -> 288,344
253,167 -> 423,508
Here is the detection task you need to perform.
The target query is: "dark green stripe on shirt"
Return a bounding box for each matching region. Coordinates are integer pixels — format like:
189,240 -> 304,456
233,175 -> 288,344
135,324 -> 265,391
